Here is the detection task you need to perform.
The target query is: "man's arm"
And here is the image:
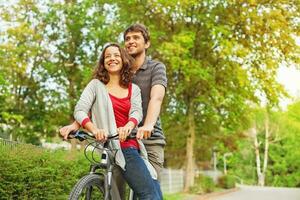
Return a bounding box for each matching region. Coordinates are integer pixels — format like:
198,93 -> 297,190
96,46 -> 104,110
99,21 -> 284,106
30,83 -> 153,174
136,84 -> 165,139
59,121 -> 80,140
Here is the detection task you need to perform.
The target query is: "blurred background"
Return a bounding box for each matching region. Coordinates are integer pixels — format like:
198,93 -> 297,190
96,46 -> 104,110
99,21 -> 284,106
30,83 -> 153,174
0,0 -> 299,199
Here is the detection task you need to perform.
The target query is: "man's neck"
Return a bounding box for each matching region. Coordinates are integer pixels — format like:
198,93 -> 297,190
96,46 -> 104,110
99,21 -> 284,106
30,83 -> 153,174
132,51 -> 146,72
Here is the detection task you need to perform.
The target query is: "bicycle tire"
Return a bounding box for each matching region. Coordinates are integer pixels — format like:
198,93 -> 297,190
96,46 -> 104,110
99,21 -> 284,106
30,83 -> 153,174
69,174 -> 105,200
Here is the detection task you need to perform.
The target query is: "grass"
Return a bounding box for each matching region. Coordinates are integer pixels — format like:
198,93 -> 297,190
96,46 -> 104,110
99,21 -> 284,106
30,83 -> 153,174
163,193 -> 186,200
163,192 -> 197,200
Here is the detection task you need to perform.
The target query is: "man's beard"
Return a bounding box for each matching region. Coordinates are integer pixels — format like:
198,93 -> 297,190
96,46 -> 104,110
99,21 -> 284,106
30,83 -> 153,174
129,49 -> 144,58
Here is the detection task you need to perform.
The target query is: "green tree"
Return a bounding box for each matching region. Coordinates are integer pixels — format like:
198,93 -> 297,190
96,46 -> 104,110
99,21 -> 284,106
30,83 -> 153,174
0,0 -> 123,143
224,101 -> 300,187
268,101 -> 300,187
116,0 -> 299,190
0,0 -> 53,143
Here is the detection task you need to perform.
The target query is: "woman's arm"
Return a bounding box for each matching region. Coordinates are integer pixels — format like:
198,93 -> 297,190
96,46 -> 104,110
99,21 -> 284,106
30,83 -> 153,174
74,80 -> 97,126
83,121 -> 108,142
60,80 -> 97,140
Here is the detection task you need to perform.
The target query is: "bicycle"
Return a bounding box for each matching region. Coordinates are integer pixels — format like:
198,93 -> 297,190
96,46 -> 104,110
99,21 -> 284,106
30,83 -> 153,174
67,130 -> 134,200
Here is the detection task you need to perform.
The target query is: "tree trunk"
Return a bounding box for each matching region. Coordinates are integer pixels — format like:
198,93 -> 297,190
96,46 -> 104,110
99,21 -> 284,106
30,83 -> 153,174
252,125 -> 264,186
252,110 -> 270,187
68,75 -> 77,151
262,111 -> 270,186
184,102 -> 196,191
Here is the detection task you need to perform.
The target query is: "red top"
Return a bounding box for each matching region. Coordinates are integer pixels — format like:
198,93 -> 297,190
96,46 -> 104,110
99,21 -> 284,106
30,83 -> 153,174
81,83 -> 139,149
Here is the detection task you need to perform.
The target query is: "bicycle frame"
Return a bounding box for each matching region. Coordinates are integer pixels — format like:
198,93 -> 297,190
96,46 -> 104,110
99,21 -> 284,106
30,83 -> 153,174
69,130 -> 129,200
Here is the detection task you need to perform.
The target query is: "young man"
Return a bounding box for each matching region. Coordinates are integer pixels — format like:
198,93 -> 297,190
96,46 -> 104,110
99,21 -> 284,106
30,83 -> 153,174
112,24 -> 167,200
123,24 -> 167,179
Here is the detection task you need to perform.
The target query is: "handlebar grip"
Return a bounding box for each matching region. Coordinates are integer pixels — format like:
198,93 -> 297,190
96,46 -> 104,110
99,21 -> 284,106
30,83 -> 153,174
67,130 -> 93,141
67,130 -> 77,139
67,130 -> 136,141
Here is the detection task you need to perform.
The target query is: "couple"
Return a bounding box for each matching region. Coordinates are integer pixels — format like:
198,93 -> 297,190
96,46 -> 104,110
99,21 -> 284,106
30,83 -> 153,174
60,24 -> 167,200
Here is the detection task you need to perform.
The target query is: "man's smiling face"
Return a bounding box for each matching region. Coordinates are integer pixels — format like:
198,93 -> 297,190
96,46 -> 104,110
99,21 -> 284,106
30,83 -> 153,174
124,31 -> 150,57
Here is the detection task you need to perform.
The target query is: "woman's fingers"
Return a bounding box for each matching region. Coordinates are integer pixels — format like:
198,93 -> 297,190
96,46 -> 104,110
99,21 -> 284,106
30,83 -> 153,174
117,127 -> 132,142
94,129 -> 108,142
118,127 -> 125,142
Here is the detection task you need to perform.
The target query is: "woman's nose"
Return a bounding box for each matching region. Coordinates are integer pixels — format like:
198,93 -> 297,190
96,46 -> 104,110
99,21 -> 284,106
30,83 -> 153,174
110,55 -> 116,60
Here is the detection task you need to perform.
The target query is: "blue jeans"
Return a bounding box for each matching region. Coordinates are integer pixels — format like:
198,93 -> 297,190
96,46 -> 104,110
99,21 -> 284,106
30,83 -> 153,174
121,147 -> 162,200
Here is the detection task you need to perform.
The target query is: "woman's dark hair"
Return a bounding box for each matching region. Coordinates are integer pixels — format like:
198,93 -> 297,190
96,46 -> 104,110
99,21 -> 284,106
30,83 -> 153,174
93,43 -> 134,88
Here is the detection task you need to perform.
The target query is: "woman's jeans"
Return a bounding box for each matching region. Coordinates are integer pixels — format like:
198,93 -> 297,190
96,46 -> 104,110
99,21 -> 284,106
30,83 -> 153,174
121,147 -> 162,200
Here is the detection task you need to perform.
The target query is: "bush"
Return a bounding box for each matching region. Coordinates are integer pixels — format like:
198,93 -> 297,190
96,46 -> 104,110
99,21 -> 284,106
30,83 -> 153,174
190,175 -> 216,194
0,143 -> 90,199
217,174 -> 236,189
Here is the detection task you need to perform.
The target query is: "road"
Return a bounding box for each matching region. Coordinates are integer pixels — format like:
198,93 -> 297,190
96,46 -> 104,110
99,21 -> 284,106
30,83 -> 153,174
211,185 -> 300,200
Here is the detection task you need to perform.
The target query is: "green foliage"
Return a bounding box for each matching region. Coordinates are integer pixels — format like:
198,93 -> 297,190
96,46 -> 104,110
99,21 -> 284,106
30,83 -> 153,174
163,193 -> 189,200
0,144 -> 89,199
223,101 -> 300,187
0,0 -> 299,189
217,175 -> 236,189
190,175 -> 216,194
266,102 -> 300,187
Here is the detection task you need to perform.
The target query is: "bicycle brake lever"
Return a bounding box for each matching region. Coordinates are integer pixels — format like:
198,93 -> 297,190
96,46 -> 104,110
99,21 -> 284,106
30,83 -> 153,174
68,130 -> 87,141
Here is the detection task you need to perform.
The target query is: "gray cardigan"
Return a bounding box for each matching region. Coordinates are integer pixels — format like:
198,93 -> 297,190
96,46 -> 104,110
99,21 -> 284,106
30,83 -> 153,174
74,79 -> 157,179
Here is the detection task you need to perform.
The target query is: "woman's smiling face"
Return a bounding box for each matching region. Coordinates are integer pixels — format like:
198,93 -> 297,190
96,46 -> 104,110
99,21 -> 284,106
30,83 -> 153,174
104,46 -> 123,75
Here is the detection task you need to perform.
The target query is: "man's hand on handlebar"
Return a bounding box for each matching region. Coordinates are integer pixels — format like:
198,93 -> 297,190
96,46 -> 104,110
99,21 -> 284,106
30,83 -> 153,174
60,121 -> 80,140
136,124 -> 153,140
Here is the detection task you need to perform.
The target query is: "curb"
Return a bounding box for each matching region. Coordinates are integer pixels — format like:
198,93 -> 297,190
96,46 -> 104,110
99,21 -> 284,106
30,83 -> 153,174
193,188 -> 239,200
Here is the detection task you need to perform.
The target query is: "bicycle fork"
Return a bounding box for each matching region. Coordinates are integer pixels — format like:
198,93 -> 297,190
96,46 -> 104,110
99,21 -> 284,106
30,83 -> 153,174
103,151 -> 114,200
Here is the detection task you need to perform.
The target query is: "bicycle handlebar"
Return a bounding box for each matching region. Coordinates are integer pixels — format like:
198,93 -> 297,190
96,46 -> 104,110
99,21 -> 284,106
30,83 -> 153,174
68,130 -> 135,141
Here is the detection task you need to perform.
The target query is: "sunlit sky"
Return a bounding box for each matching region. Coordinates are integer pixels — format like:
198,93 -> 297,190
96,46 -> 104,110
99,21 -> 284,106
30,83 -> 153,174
277,66 -> 300,108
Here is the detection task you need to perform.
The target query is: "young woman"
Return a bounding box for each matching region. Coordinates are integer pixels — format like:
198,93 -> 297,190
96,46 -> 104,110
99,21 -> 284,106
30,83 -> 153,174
60,43 -> 162,200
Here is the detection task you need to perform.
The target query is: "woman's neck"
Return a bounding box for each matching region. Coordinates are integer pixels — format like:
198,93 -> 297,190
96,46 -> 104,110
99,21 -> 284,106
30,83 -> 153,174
106,74 -> 128,98
107,74 -> 120,87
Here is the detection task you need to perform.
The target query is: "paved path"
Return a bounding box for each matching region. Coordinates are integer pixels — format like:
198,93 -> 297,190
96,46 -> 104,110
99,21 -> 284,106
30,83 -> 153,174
210,185 -> 300,200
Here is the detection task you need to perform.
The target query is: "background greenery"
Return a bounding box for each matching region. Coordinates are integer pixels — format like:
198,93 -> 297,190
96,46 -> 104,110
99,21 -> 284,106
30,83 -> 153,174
0,0 -> 299,195
0,144 -> 88,199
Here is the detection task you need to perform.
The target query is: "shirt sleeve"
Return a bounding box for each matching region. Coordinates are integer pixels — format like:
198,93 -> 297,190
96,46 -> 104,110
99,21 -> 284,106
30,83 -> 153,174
74,79 -> 96,125
81,117 -> 91,127
151,63 -> 167,88
128,117 -> 138,126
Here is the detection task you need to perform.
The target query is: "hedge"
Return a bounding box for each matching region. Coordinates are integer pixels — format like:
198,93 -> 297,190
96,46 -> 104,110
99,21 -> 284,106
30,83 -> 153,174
190,175 -> 216,194
0,142 -> 90,199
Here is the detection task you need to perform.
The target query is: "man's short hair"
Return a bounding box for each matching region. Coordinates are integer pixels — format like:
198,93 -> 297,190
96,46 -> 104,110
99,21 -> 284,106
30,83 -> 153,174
123,23 -> 150,43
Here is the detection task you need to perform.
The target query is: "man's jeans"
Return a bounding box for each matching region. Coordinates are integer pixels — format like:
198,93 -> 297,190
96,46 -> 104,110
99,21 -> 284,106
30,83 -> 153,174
121,147 -> 162,200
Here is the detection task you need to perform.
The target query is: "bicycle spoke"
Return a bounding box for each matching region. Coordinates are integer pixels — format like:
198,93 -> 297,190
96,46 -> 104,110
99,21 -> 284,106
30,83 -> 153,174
85,186 -> 93,200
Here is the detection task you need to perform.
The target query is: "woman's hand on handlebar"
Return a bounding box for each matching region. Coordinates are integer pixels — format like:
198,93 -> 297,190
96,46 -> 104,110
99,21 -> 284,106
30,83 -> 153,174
117,127 -> 132,142
117,121 -> 135,142
60,121 -> 80,140
91,128 -> 108,142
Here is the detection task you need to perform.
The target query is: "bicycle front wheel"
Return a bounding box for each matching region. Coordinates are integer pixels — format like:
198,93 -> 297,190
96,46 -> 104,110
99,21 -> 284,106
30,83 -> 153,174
69,174 -> 105,200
